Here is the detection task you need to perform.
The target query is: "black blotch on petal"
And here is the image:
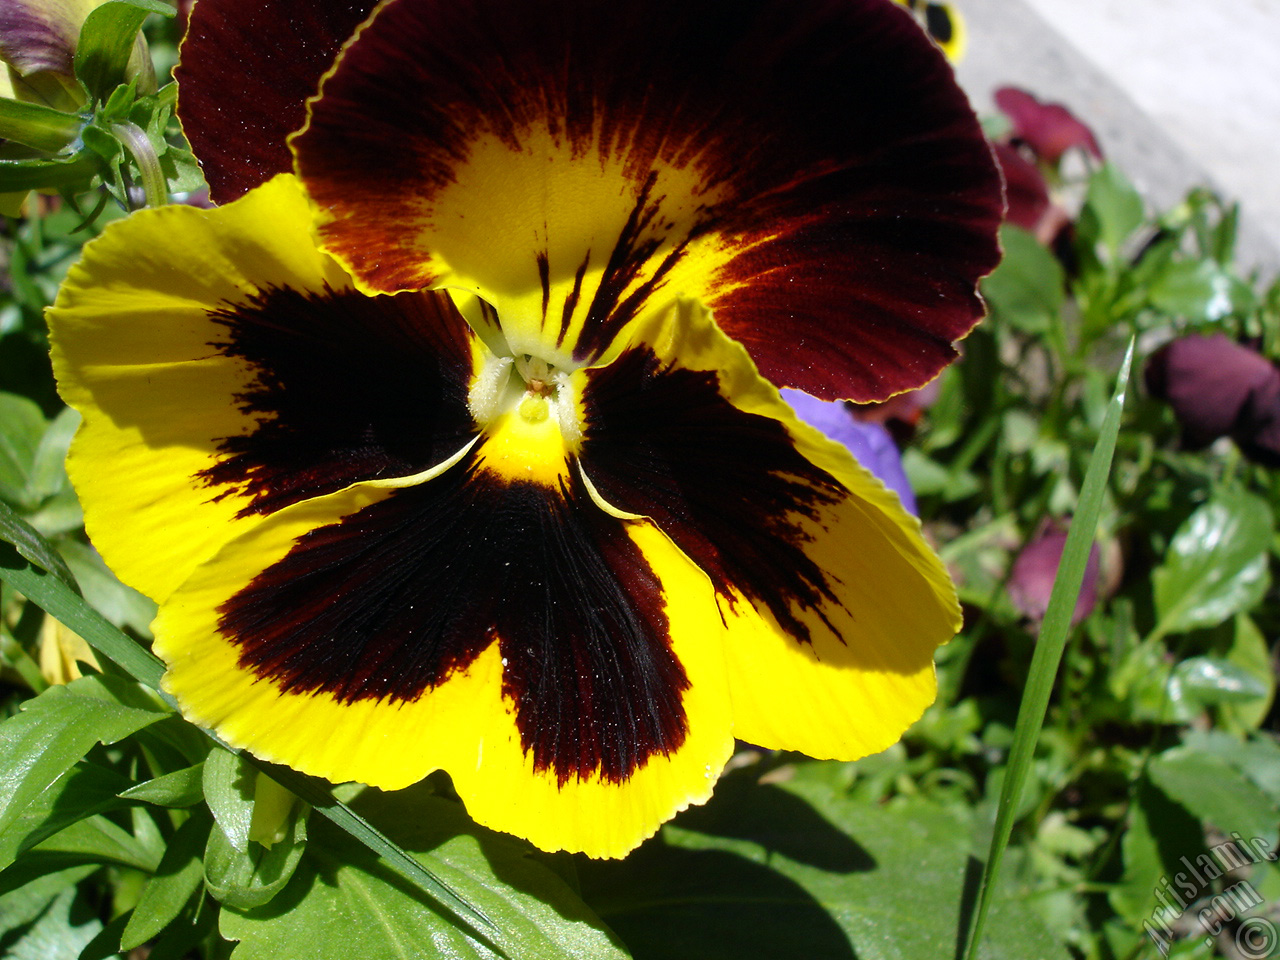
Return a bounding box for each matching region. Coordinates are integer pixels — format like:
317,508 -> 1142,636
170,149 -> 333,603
200,284 -> 477,516
582,346 -> 844,644
218,454 -> 689,785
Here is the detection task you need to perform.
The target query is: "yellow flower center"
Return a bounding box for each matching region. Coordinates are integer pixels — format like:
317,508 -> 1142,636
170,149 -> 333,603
469,349 -> 582,484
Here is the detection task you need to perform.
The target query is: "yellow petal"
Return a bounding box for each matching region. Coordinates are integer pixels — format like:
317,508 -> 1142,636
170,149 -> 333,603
577,298 -> 960,759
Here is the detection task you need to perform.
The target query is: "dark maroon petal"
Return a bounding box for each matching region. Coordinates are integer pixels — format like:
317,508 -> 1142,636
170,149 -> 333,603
1007,527 -> 1099,626
994,87 -> 1102,165
296,0 -> 1003,402
1144,334 -> 1280,450
993,141 -> 1050,232
176,0 -> 378,203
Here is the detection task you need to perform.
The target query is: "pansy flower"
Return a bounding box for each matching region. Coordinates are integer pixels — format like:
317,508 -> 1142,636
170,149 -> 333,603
49,0 -> 1002,856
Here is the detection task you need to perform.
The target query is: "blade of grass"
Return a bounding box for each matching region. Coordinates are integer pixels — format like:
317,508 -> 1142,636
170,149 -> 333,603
0,528 -> 502,947
959,339 -> 1134,960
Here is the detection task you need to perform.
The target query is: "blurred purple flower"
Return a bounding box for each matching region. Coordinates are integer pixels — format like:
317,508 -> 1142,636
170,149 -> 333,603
782,389 -> 917,514
1008,525 -> 1100,626
994,87 -> 1103,165
1144,333 -> 1280,466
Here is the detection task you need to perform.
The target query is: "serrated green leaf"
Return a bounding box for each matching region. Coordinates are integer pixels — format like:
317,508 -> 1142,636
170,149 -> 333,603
119,762 -> 206,808
1147,749 -> 1280,852
121,812 -> 211,951
1151,489 -> 1272,638
223,786 -> 627,960
0,674 -> 167,870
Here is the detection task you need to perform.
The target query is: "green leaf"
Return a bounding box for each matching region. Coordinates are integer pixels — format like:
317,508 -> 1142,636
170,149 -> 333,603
1168,656 -> 1270,712
1151,489 -> 1272,638
119,762 -> 206,808
28,407 -> 79,505
0,541 -> 503,944
0,98 -> 82,154
0,762 -> 130,876
1081,163 -> 1145,259
1147,748 -> 1280,852
582,771 -> 1066,960
0,674 -> 168,870
74,0 -> 170,102
1218,615 -> 1276,730
0,539 -> 164,686
55,539 -> 155,634
962,342 -> 1134,960
0,499 -> 79,592
981,224 -> 1066,334
204,747 -> 256,852
0,391 -> 46,508
33,812 -> 159,873
1108,778 -> 1205,923
204,809 -> 307,911
0,865 -> 103,959
202,751 -> 308,911
0,154 -> 100,192
223,785 -> 627,960
121,812 -> 212,951
1146,259 -> 1239,323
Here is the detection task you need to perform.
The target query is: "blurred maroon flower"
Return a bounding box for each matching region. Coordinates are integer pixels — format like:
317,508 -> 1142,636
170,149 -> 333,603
993,141 -> 1049,232
1144,334 -> 1280,466
1008,524 -> 1100,626
994,87 -> 1103,165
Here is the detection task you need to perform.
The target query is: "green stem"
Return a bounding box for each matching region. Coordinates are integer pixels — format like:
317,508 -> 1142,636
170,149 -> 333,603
0,99 -> 83,152
109,120 -> 166,208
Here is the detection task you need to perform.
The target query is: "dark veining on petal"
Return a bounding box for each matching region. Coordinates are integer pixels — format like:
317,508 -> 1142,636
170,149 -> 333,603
0,6 -> 74,75
199,284 -> 476,516
295,0 -> 1002,400
582,345 -> 844,644
536,249 -> 551,320
560,252 -> 590,339
218,454 -> 689,785
566,172 -> 708,359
